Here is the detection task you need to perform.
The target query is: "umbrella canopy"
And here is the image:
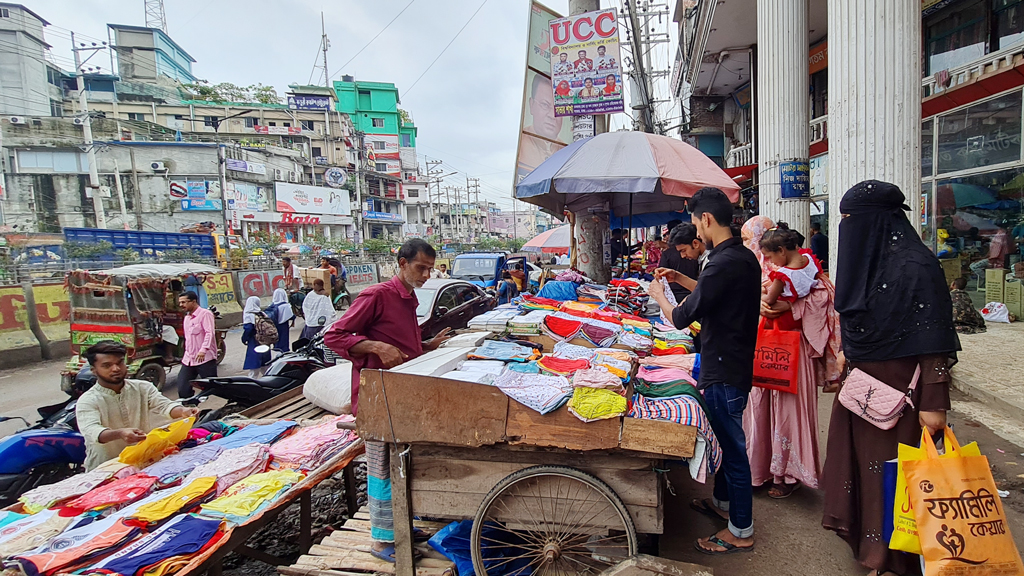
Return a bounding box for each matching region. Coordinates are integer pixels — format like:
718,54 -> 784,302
521,225 -> 571,253
937,183 -> 997,210
515,131 -> 740,215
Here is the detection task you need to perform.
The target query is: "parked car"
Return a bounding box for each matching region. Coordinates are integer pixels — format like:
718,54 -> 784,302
415,279 -> 496,339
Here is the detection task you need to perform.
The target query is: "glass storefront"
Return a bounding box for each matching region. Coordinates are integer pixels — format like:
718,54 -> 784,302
936,90 -> 1022,174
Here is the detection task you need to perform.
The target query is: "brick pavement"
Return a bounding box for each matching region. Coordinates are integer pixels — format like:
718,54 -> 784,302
951,321 -> 1024,419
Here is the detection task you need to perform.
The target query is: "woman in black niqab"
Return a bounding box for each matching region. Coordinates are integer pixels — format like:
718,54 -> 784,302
823,180 -> 960,576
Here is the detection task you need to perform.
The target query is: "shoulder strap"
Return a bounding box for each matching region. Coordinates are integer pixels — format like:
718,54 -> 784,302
907,364 -> 922,392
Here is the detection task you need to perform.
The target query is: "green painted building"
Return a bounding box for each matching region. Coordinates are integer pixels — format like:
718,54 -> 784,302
333,77 -> 416,143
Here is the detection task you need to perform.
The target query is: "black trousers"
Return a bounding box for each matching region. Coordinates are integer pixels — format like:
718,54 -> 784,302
176,359 -> 217,398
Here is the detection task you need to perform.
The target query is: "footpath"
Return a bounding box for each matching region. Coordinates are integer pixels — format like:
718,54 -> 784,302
950,321 -> 1024,419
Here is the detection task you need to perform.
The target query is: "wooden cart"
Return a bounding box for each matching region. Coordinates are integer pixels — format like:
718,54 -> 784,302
357,369 -> 697,576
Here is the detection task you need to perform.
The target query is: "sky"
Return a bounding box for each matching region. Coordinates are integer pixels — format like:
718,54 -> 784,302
29,0 -> 677,211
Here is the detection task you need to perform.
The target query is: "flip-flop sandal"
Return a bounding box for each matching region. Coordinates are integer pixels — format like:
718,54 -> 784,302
694,534 -> 754,556
370,545 -> 422,563
689,498 -> 729,522
412,527 -> 430,543
768,482 -> 800,499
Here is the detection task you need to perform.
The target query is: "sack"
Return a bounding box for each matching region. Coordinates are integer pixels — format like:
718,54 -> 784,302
752,318 -> 800,394
253,313 -> 279,346
890,428 -> 981,554
303,361 -> 353,415
904,427 -> 1024,575
119,417 -> 195,467
839,364 -> 920,430
982,302 -> 1011,323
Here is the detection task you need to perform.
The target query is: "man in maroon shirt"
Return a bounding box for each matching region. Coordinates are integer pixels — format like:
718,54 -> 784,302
324,238 -> 450,562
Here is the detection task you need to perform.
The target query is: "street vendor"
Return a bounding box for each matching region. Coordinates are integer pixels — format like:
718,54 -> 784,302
76,341 -> 198,471
323,239 -> 452,563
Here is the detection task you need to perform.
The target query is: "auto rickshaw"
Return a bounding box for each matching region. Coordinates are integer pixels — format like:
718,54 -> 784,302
61,263 -> 228,391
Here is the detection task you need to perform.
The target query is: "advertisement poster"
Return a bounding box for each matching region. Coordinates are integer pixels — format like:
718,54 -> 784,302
227,182 -> 270,212
549,8 -> 624,117
287,95 -> 331,110
180,198 -> 223,211
275,182 -> 350,216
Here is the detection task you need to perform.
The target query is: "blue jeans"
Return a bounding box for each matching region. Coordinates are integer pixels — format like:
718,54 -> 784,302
704,383 -> 754,538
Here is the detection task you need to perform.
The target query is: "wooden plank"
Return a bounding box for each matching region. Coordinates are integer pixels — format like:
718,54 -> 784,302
294,552 -> 451,575
240,386 -> 306,418
619,419 -> 696,459
410,444 -> 655,471
357,371 -> 508,447
409,456 -> 658,507
505,401 -> 620,451
601,554 -> 714,576
410,490 -> 661,534
391,444 -> 416,576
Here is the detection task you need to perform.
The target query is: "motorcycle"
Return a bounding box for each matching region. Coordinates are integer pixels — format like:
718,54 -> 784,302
183,335 -> 331,424
0,369 -> 93,507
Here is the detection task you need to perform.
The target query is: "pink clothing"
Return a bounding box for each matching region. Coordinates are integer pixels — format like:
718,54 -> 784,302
182,307 -> 217,367
989,229 -> 1011,263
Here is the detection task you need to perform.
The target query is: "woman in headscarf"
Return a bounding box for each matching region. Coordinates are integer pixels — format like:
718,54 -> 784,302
241,296 -> 271,378
301,279 -> 335,340
822,181 -> 960,576
268,288 -> 295,352
738,215 -> 842,501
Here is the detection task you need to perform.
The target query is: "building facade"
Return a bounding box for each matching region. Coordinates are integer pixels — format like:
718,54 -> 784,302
0,3 -> 62,117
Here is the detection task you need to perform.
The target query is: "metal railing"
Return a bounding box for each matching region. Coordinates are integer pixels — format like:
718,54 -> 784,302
922,43 -> 1024,98
726,143 -> 753,168
810,115 -> 828,144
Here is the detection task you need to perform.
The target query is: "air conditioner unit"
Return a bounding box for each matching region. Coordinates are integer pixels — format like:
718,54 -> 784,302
150,161 -> 167,171
8,116 -> 25,125
274,168 -> 284,181
287,171 -> 298,183
72,117 -> 85,126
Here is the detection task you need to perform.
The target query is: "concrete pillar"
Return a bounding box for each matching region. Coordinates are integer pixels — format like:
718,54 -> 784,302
756,0 -> 810,233
827,0 -> 922,274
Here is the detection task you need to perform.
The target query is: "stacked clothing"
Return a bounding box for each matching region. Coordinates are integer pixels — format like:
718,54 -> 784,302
199,470 -> 305,524
141,443 -> 223,487
507,310 -> 552,335
492,371 -> 573,415
208,421 -> 297,450
441,360 -> 507,384
128,477 -> 217,526
604,280 -> 649,315
651,327 -> 694,356
540,315 -> 583,342
184,444 -> 270,495
11,515 -> 142,576
551,341 -> 596,361
567,387 -> 628,423
536,356 -> 590,377
519,294 -> 562,311
506,361 -> 540,374
560,301 -> 601,316
63,474 -> 159,515
637,365 -> 697,386
592,354 -> 632,381
80,514 -> 222,576
268,416 -> 358,471
467,309 -> 519,331
572,367 -> 625,394
617,332 -> 653,352
576,284 -> 607,305
639,354 -> 698,380
468,341 -> 538,362
628,395 -> 721,483
0,510 -> 77,558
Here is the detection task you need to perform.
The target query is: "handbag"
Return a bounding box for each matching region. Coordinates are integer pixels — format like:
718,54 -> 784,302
752,318 -> 800,394
838,363 -> 920,430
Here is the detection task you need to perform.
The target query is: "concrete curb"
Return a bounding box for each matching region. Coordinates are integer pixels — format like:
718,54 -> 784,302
952,372 -> 1024,422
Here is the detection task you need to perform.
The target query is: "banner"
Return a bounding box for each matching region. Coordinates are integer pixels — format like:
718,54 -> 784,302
549,8 -> 625,117
225,158 -> 267,175
363,210 -> 403,222
180,199 -> 223,211
255,125 -> 301,135
780,161 -> 810,199
226,182 -> 270,212
274,182 -> 351,216
287,95 -> 331,110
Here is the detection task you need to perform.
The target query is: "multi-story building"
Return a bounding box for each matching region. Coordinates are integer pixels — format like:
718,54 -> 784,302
0,3 -> 63,117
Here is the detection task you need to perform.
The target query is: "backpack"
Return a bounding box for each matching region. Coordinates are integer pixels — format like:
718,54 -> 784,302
253,312 -> 279,346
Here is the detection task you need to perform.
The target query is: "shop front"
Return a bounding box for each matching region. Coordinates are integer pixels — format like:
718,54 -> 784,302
226,209 -> 355,243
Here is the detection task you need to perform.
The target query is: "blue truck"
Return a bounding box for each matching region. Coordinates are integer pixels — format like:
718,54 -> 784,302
450,252 -> 541,291
62,228 -> 241,267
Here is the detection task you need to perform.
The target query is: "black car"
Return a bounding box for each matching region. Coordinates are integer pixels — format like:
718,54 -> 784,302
415,279 -> 496,340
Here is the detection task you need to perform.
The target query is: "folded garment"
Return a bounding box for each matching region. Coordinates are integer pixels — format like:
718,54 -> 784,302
12,515 -> 142,576
493,371 -> 572,415
629,395 -> 721,479
440,371 -> 495,384
567,387 -> 627,422
269,416 -> 357,471
0,512 -> 27,530
637,366 -> 696,385
617,332 -> 653,350
457,360 -> 507,375
651,345 -> 693,356
141,443 -> 223,487
506,361 -> 540,374
554,269 -> 585,283
209,420 -> 298,450
184,444 -> 270,495
63,474 -> 159,514
200,470 -> 305,524
590,310 -> 624,325
541,315 -> 583,341
129,476 -> 217,525
579,323 -> 618,347
0,509 -> 76,558
551,341 -> 596,361
520,294 -> 563,311
572,368 -> 625,393
560,301 -> 599,314
639,354 -> 696,371
633,379 -> 708,413
593,348 -> 635,362
19,468 -> 113,513
536,356 -> 590,377
80,514 -> 222,576
468,340 -> 538,362
507,310 -> 552,335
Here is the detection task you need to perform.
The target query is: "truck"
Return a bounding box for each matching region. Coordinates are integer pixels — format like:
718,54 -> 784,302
450,251 -> 542,291
62,228 -> 244,269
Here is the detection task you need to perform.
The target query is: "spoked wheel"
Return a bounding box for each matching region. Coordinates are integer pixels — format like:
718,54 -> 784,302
470,465 -> 637,576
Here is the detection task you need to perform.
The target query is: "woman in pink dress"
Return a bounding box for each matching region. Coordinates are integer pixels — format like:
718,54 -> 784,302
740,216 -> 842,498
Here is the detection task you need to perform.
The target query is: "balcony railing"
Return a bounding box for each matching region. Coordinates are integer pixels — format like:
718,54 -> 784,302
922,42 -> 1024,98
726,143 -> 752,168
810,115 -> 828,145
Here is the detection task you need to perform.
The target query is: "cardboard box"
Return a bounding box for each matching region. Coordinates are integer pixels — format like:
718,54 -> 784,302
940,257 -> 963,285
985,269 -> 1006,303
300,267 -> 331,288
1004,279 -> 1023,318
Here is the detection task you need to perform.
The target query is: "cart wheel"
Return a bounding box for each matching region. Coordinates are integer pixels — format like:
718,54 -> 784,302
136,362 -> 166,389
470,465 -> 637,576
216,339 -> 227,365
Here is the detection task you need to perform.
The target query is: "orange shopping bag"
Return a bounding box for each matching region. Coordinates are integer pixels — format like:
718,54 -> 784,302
752,318 -> 800,394
903,426 -> 1024,575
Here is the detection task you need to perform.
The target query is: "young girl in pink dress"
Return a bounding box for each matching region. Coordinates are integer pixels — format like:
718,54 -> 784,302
761,224 -> 822,328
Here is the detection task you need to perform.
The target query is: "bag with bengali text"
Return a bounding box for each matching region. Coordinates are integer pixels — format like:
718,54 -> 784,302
903,426 -> 1024,575
752,318 -> 800,394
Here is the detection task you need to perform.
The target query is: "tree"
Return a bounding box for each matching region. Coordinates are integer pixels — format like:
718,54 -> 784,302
183,80 -> 283,104
503,238 -> 526,252
398,108 -> 412,126
476,236 -> 503,251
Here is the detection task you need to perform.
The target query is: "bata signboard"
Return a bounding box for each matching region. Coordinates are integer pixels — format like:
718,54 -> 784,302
274,182 -> 351,216
549,8 -> 624,117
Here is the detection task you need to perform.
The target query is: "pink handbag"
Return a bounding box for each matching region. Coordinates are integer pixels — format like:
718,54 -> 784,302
838,364 -> 921,430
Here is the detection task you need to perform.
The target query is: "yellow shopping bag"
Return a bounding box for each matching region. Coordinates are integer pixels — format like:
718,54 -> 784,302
904,426 -> 1024,576
891,427 -> 980,554
118,417 -> 194,467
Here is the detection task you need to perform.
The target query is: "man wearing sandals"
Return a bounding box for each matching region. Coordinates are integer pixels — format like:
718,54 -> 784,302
649,188 -> 761,555
324,239 -> 452,562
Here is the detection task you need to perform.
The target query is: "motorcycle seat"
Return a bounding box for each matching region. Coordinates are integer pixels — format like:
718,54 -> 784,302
254,376 -> 296,390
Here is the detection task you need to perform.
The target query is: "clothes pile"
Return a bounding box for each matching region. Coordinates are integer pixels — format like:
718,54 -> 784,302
141,443 -> 223,487
467,309 -> 519,331
199,470 -> 305,524
268,416 -> 358,471
467,340 -> 539,362
604,279 -> 649,315
519,294 -> 562,311
62,474 -> 159,515
506,310 -> 552,335
184,443 -> 271,495
567,387 -> 628,423
536,356 -> 590,377
628,394 -> 721,483
440,360 -> 508,384
492,370 -> 573,415
78,514 -> 223,576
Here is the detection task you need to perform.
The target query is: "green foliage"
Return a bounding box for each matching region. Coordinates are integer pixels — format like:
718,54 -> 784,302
184,80 -> 283,105
116,248 -> 140,263
228,248 -> 250,269
244,230 -> 277,252
503,237 -> 526,253
65,240 -> 113,259
363,238 -> 396,254
398,108 -> 412,126
475,236 -> 503,251
163,248 -> 203,262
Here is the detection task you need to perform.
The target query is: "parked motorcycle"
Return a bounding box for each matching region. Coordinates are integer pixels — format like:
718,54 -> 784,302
0,368 -> 92,506
183,335 -> 331,424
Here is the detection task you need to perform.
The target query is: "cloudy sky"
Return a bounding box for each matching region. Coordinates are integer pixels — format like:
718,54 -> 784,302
31,0 -> 675,210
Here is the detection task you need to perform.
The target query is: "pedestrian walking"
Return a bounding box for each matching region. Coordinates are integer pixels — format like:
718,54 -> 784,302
822,180 -> 960,576
301,279 -> 334,340
282,256 -> 301,291
268,288 -> 294,351
176,291 -> 218,399
241,296 -> 271,378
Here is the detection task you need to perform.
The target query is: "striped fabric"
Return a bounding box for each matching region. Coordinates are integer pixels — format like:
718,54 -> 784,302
628,395 -> 722,475
365,440 -> 393,543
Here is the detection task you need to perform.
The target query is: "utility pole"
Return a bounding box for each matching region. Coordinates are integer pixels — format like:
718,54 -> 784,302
467,177 -> 480,237
72,32 -> 108,230
129,147 -> 143,230
320,13 -> 331,87
112,159 -> 130,230
426,159 -> 442,237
